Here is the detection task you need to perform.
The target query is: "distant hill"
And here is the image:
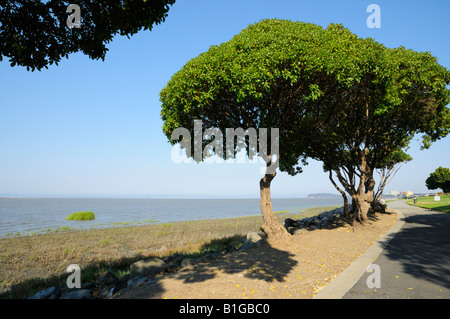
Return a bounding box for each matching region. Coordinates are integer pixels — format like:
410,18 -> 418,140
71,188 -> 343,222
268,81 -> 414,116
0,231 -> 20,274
307,193 -> 341,198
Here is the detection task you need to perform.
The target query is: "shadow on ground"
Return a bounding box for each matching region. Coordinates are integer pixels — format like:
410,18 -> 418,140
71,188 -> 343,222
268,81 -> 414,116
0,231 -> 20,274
117,212 -> 392,299
116,239 -> 298,299
382,211 -> 450,291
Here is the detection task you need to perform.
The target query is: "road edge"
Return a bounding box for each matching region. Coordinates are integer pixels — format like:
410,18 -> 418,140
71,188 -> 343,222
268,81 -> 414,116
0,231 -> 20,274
313,203 -> 406,299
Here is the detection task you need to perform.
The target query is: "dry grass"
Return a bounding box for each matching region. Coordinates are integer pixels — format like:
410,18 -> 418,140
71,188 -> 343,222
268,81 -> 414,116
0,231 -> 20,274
0,207 -> 336,298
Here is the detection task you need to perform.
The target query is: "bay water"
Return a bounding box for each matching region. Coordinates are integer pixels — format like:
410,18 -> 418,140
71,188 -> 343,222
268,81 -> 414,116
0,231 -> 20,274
0,197 -> 344,238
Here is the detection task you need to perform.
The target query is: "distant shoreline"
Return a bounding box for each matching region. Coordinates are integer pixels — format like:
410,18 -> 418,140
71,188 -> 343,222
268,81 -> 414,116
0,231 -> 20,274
307,193 -> 342,199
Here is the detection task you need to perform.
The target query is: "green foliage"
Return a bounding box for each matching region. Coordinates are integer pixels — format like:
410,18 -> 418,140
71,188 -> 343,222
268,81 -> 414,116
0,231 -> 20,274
0,0 -> 175,71
426,167 -> 450,193
160,19 -> 360,174
66,211 -> 95,221
160,18 -> 450,223
160,19 -> 450,177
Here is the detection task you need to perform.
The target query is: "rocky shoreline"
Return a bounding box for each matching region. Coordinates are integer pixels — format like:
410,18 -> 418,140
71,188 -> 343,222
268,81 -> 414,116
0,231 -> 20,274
284,205 -> 348,235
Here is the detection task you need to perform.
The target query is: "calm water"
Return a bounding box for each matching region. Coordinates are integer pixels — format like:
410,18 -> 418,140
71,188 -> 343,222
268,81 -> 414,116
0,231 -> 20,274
0,197 -> 344,237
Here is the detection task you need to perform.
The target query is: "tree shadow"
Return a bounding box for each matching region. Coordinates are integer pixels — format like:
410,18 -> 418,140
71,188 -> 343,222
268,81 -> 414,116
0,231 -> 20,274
176,240 -> 297,282
2,230 -> 298,299
381,212 -> 450,290
117,238 -> 298,299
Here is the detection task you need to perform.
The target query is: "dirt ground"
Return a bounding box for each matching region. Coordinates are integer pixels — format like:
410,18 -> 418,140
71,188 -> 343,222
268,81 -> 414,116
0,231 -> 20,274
116,211 -> 398,299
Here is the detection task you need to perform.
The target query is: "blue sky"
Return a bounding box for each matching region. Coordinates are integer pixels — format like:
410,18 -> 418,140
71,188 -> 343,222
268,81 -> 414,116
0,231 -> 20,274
0,0 -> 449,198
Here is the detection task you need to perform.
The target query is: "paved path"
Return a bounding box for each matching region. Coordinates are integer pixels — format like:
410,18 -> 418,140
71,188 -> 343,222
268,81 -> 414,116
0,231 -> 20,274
315,200 -> 450,299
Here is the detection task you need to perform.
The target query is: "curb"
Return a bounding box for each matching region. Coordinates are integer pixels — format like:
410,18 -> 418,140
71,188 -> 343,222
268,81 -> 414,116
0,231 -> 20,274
313,206 -> 406,299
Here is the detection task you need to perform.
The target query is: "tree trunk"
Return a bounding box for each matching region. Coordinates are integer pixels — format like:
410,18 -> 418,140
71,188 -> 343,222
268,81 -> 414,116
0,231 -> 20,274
335,169 -> 357,220
329,170 -> 349,217
354,193 -> 370,224
364,175 -> 375,204
355,149 -> 370,224
351,197 -> 357,216
259,170 -> 290,242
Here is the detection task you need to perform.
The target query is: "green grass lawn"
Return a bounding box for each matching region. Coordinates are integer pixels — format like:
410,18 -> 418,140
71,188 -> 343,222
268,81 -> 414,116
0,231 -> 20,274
405,195 -> 450,213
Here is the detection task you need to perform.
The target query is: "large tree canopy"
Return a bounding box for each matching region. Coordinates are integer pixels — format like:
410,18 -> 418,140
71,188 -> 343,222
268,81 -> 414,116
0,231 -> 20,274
298,24 -> 450,222
0,0 -> 175,71
161,19 -> 338,240
160,19 -> 450,239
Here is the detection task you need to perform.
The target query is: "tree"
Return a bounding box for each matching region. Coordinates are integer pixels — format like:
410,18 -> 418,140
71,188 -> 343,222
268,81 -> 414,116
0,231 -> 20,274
300,26 -> 450,223
426,166 -> 450,193
0,0 -> 175,71
160,19 -> 450,240
160,19 -> 336,241
372,149 -> 412,203
323,163 -> 350,217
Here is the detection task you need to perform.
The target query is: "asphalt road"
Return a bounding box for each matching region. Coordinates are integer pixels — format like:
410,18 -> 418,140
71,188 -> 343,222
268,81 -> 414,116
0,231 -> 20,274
343,200 -> 450,299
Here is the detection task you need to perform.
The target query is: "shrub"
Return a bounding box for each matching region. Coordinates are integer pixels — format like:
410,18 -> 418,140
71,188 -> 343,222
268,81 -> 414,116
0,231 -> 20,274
66,211 -> 95,221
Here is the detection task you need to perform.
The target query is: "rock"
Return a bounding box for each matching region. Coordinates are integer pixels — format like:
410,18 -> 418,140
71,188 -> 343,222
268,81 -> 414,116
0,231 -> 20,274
201,251 -> 219,261
28,286 -> 60,299
99,274 -> 131,298
96,273 -> 130,298
81,281 -> 98,290
163,253 -> 185,268
106,287 -> 115,298
180,257 -> 200,267
239,232 -> 263,251
284,218 -> 300,228
246,231 -> 262,244
318,211 -> 329,220
110,275 -> 131,297
291,206 -> 348,230
299,217 -> 311,226
97,285 -> 115,299
59,289 -> 92,299
372,201 -> 387,213
115,274 -> 130,290
99,271 -> 118,287
130,257 -> 168,278
239,242 -> 254,251
284,218 -> 302,234
127,275 -> 149,289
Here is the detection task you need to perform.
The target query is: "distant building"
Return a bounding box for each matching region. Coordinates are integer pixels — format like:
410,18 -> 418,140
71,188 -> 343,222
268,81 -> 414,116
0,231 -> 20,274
398,191 -> 414,198
390,190 -> 399,196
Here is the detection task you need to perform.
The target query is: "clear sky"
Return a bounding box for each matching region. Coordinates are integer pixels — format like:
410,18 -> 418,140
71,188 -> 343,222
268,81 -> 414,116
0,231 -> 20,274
0,0 -> 449,198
